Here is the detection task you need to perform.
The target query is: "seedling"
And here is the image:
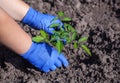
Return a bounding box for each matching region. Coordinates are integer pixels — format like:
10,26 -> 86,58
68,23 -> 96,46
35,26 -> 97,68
32,11 -> 91,56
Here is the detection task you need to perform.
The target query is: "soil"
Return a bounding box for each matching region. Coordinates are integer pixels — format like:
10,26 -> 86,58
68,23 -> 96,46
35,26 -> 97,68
0,0 -> 120,83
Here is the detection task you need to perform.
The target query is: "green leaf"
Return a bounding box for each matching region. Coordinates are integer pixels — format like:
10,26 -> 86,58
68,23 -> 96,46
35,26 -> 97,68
67,25 -> 73,31
78,37 -> 88,43
66,38 -> 71,43
51,17 -> 59,22
50,37 -> 56,42
32,36 -> 45,43
67,24 -> 72,28
81,44 -> 92,56
60,26 -> 64,31
56,40 -> 64,53
74,42 -> 78,49
54,31 -> 61,36
62,32 -> 69,37
58,11 -> 64,17
50,35 -> 61,42
64,23 -> 68,31
71,32 -> 77,41
50,23 -> 59,28
62,17 -> 72,22
40,30 -> 48,38
61,36 -> 69,43
67,25 -> 76,32
71,27 -> 76,33
64,23 -> 76,32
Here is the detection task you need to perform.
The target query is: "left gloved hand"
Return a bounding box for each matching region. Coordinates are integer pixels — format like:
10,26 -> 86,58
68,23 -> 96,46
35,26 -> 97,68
21,42 -> 68,72
22,7 -> 63,34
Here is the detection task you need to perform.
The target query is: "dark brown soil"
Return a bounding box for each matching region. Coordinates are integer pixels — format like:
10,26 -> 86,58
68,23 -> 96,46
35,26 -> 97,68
0,0 -> 120,83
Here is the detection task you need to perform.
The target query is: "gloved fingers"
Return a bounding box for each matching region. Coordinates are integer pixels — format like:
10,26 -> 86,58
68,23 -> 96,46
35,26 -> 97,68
44,26 -> 54,34
50,65 -> 57,71
58,54 -> 69,67
43,68 -> 50,73
54,59 -> 62,67
41,61 -> 51,73
42,67 -> 50,73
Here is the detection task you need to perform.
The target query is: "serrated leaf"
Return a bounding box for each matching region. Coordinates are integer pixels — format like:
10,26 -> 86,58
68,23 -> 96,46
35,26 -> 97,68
40,30 -> 48,38
74,42 -> 78,49
56,40 -> 64,53
58,11 -> 65,17
81,44 -> 92,56
51,17 -> 59,22
50,23 -> 59,28
62,17 -> 72,22
32,36 -> 45,43
78,37 -> 88,43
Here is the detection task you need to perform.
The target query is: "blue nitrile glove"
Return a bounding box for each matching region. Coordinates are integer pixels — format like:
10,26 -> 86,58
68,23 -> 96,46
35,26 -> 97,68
22,7 -> 63,34
21,42 -> 68,72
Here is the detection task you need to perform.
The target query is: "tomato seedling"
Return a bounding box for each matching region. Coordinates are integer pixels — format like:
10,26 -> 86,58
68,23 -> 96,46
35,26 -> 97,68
32,11 -> 91,56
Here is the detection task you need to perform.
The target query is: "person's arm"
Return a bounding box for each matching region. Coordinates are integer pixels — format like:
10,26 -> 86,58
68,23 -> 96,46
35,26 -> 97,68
0,0 -> 63,34
0,7 -> 68,72
0,6 -> 69,72
0,7 -> 32,55
0,0 -> 29,21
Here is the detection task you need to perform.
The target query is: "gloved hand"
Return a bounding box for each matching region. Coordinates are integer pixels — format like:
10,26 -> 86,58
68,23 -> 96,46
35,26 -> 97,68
21,42 -> 68,72
22,7 -> 63,34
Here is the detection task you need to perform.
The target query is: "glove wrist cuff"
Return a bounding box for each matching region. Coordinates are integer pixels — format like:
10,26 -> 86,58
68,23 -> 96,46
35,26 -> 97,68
21,42 -> 35,59
21,7 -> 43,29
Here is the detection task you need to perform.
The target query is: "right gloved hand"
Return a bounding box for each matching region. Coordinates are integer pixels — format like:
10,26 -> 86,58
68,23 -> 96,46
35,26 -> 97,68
22,7 -> 63,34
21,42 -> 68,72
22,7 -> 67,44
